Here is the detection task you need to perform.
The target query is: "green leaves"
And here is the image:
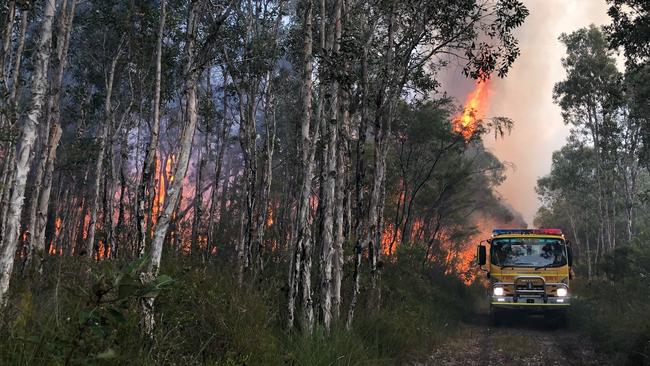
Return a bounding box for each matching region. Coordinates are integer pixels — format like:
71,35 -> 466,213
65,257 -> 175,362
142,274 -> 175,299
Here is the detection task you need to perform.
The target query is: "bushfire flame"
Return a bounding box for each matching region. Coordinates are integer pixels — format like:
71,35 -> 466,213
453,78 -> 491,140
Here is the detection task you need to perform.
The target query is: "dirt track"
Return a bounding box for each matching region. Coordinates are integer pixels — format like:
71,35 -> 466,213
419,312 -> 611,366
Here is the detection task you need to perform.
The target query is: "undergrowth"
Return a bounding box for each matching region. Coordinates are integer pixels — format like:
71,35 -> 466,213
571,243 -> 650,366
0,247 -> 478,365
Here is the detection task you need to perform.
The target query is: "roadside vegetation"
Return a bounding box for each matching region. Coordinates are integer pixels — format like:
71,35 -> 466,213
536,2 -> 650,365
0,249 -> 480,365
570,243 -> 650,365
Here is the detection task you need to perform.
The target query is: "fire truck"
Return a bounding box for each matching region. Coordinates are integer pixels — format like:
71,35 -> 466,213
477,229 -> 573,326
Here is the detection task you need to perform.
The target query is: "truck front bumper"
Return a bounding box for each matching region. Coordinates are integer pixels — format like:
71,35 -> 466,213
491,295 -> 570,310
491,277 -> 570,310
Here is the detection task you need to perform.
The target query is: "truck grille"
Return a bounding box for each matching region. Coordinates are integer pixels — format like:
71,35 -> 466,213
514,277 -> 546,296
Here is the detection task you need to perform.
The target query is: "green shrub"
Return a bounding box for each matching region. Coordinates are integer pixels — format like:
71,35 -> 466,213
0,252 -> 477,365
572,244 -> 650,365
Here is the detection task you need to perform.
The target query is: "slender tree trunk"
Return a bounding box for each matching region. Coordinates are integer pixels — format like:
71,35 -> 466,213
115,155 -> 127,258
346,18 -> 371,330
191,144 -> 205,255
288,0 -> 315,332
235,87 -> 257,285
319,0 -> 341,332
142,0 -> 203,335
332,86 -> 349,321
0,149 -> 14,243
0,7 -> 27,244
137,0 -> 166,258
207,73 -> 230,255
254,73 -> 277,274
0,0 -> 56,307
86,41 -> 124,258
0,0 -> 15,93
26,0 -> 73,268
32,0 -> 77,263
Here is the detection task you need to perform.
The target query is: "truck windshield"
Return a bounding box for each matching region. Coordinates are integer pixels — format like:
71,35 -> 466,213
491,238 -> 567,268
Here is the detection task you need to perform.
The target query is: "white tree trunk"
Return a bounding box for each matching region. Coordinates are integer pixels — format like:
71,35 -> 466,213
0,0 -> 56,307
207,72 -> 230,255
288,0 -> 315,332
85,41 -> 124,258
0,7 -> 28,242
137,0 -> 166,258
142,0 -> 201,335
0,0 -> 16,92
32,0 -> 77,266
319,0 -> 341,332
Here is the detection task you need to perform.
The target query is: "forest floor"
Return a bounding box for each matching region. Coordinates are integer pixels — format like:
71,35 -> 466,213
418,309 -> 611,366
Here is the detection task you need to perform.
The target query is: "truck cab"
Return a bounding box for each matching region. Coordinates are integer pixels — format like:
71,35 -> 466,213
477,229 -> 573,325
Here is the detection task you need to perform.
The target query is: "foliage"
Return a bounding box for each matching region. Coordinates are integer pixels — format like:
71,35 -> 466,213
0,254 -> 476,365
606,0 -> 650,67
572,244 -> 650,365
0,257 -> 173,365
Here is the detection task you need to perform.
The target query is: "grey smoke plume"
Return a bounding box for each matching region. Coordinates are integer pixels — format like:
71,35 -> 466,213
440,0 -> 612,225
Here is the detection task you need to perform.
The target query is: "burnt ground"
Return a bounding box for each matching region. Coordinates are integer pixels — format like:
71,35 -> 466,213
417,310 -> 612,366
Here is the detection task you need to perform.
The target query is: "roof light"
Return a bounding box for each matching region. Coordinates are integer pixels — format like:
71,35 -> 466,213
492,229 -> 563,236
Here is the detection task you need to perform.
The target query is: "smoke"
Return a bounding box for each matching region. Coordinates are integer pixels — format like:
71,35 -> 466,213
441,0 -> 612,225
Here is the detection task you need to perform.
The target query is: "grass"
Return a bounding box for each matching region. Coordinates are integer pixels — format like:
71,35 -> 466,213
0,249 -> 479,365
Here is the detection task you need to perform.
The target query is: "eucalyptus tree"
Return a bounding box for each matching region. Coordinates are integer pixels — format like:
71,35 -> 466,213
0,1 -> 29,245
553,26 -> 623,252
345,0 -> 528,328
137,0 -> 167,258
222,0 -> 286,285
28,0 -> 78,269
536,142 -> 600,278
287,0 -> 316,333
606,0 -> 650,68
0,0 -> 56,307
142,0 -> 233,335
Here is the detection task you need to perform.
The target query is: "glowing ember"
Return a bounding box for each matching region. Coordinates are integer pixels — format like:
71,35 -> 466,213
453,78 -> 491,140
266,205 -> 274,227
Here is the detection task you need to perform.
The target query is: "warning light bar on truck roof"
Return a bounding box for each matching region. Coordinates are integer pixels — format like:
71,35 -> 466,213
492,229 -> 563,236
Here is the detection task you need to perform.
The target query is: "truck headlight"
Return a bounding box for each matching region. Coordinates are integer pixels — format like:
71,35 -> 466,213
557,287 -> 568,297
493,287 -> 504,296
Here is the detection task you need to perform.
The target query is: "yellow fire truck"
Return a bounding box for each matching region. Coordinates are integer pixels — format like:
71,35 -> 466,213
477,229 -> 573,326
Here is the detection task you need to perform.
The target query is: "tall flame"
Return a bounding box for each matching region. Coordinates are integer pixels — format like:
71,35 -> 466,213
453,78 -> 491,140
152,154 -> 175,225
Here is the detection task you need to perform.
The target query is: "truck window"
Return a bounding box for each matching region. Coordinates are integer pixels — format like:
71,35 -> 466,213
491,238 -> 567,268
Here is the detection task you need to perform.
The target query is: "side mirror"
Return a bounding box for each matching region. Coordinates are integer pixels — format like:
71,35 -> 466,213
477,245 -> 486,266
567,246 -> 573,267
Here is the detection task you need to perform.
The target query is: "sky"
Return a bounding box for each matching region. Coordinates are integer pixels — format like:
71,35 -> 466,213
443,0 -> 614,225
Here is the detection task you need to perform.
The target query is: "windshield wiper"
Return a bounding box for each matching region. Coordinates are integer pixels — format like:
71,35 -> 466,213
498,265 -> 516,270
534,263 -> 561,270
498,264 -> 530,270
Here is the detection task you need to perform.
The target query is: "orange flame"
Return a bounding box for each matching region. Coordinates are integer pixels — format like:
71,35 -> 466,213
266,205 -> 274,227
152,154 -> 175,225
82,212 -> 90,240
453,78 -> 491,140
97,240 -> 110,260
